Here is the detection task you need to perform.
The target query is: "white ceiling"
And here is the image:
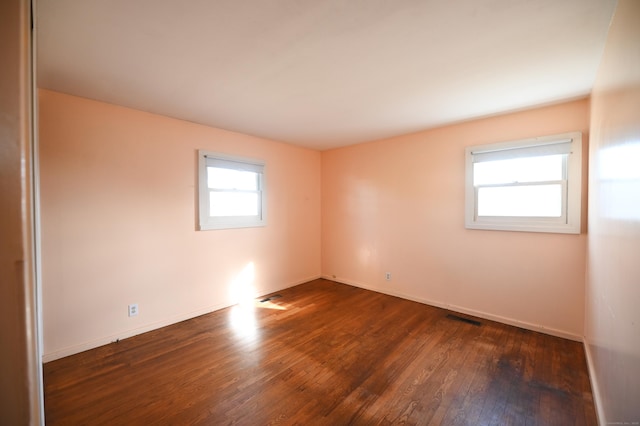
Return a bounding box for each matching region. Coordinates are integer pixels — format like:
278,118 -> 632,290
37,0 -> 617,150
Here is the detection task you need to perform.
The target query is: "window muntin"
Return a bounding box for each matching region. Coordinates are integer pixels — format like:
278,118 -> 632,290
198,151 -> 265,230
465,132 -> 582,234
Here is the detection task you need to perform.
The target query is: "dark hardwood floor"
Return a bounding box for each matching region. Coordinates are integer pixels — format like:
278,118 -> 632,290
44,279 -> 596,425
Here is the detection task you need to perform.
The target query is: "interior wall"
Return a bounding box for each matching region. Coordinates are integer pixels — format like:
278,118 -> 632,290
39,89 -> 322,361
0,0 -> 42,423
322,99 -> 589,339
585,0 -> 640,423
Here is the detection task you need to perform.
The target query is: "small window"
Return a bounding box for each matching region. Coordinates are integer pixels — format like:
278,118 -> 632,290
465,132 -> 582,234
198,151 -> 266,230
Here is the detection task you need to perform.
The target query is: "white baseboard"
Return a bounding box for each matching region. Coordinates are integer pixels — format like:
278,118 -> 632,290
583,337 -> 605,425
42,274 -> 322,363
322,275 -> 583,342
42,301 -> 230,363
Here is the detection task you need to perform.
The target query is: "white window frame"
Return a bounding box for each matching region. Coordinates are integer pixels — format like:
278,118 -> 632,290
198,151 -> 266,230
465,132 -> 582,234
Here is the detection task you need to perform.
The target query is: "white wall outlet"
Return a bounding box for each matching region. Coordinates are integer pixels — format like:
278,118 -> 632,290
128,303 -> 138,317
385,272 -> 391,281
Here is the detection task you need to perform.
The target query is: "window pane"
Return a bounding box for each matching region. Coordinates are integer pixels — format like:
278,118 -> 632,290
209,192 -> 259,217
474,155 -> 564,185
477,184 -> 562,217
207,167 -> 258,190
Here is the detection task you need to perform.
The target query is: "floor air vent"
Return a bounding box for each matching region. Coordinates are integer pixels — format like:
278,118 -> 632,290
446,314 -> 482,326
260,294 -> 282,303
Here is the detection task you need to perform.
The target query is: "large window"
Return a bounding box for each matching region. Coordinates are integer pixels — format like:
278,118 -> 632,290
465,132 -> 582,234
198,151 -> 266,230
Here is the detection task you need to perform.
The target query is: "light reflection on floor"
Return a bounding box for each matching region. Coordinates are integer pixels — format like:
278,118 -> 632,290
227,262 -> 287,343
229,303 -> 259,340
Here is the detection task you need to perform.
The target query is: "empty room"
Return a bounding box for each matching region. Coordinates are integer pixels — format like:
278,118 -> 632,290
2,0 -> 639,424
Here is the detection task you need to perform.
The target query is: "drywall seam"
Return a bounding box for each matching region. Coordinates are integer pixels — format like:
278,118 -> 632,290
322,275 -> 582,342
43,274 -> 321,362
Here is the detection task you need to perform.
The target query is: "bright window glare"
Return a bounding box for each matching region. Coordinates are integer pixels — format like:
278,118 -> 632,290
474,155 -> 564,185
210,192 -> 259,216
465,132 -> 581,233
208,167 -> 258,190
600,142 -> 640,181
478,184 -> 562,217
199,151 -> 265,230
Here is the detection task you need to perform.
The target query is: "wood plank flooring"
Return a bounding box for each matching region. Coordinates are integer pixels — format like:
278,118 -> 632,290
43,279 -> 596,425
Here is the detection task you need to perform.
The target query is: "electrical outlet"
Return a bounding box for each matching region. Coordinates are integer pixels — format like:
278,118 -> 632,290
385,272 -> 391,281
128,303 -> 138,317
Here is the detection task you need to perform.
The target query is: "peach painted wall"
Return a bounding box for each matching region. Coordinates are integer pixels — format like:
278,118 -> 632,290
39,89 -> 321,361
585,0 -> 640,423
322,99 -> 589,339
